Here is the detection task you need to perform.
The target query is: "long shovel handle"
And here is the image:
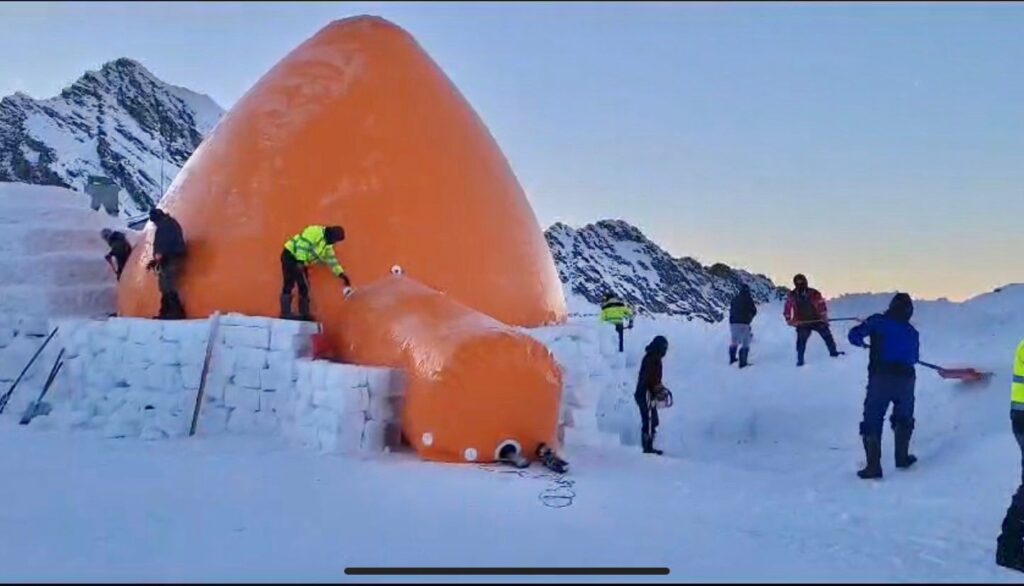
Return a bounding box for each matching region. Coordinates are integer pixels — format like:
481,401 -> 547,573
917,360 -> 944,372
0,327 -> 59,414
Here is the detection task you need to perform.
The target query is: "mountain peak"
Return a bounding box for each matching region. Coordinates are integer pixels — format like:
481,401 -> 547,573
545,219 -> 785,321
0,58 -> 225,216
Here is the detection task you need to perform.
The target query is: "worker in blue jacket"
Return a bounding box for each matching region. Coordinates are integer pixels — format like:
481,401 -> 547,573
848,292 -> 920,480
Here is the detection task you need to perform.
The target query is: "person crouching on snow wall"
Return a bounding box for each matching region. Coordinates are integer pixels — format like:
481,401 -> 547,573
636,335 -> 670,455
784,273 -> 843,366
847,293 -> 919,480
280,225 -> 353,321
729,284 -> 757,368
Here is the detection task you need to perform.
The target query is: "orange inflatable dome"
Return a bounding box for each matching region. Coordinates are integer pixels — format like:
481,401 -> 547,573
117,16 -> 567,462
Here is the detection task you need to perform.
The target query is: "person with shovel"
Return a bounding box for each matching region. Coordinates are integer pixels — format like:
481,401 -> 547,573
995,337 -> 1024,573
280,225 -> 352,321
847,293 -> 920,480
783,273 -> 843,366
100,228 -> 132,281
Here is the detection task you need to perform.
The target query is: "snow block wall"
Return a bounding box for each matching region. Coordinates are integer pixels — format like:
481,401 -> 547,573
0,183 -> 130,318
284,361 -> 404,455
526,321 -> 629,449
28,314 -> 403,454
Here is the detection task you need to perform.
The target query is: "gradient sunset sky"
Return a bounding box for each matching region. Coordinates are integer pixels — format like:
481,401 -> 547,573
2,1 -> 1021,300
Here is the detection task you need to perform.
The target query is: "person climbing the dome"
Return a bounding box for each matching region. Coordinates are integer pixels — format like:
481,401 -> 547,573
601,291 -> 635,353
636,335 -> 671,455
280,224 -> 352,321
145,208 -> 187,320
100,228 -> 132,281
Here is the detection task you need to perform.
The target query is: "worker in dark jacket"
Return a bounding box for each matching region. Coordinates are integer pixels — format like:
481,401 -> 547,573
100,228 -> 132,280
848,293 -> 920,479
145,208 -> 186,320
784,273 -> 843,366
635,335 -> 670,455
280,225 -> 352,321
729,284 -> 757,368
600,292 -> 634,353
996,338 -> 1024,573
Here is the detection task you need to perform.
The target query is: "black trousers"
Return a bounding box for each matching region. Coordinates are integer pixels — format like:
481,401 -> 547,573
156,256 -> 185,318
280,249 -> 309,298
616,323 -> 624,353
635,390 -> 659,450
796,323 -> 838,360
997,415 -> 1024,555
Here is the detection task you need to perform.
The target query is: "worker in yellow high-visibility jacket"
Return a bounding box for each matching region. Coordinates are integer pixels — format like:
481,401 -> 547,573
600,292 -> 634,353
997,338 -> 1024,572
280,225 -> 352,321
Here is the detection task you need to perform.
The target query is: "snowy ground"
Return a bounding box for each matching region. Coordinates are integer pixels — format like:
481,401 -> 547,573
2,286 -> 1023,582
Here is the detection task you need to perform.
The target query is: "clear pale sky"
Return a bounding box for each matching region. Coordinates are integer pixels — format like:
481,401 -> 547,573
2,1 -> 1022,300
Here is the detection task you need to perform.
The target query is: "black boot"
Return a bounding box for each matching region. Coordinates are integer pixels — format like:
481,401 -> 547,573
297,295 -> 313,321
279,294 -> 296,319
641,432 -> 661,455
857,434 -> 883,479
894,426 -> 918,469
997,508 -> 1024,572
729,346 -> 738,365
997,549 -> 1024,573
739,348 -> 750,368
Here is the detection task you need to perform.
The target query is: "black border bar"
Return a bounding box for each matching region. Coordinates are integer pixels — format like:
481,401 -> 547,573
345,567 -> 669,576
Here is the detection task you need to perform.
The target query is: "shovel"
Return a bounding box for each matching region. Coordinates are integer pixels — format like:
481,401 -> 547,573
861,344 -> 991,384
19,349 -> 65,425
916,360 -> 993,384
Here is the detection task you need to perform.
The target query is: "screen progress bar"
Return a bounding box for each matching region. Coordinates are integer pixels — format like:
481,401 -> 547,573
345,567 -> 670,576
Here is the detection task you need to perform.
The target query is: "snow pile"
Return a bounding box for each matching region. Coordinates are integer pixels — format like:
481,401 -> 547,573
28,314 -> 404,454
0,182 -> 130,318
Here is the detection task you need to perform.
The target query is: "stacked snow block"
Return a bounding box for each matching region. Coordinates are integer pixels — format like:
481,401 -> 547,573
201,314 -> 320,436
53,317 -> 211,439
42,312 -> 406,456
282,360 -> 404,455
525,322 -> 623,449
0,313 -> 65,420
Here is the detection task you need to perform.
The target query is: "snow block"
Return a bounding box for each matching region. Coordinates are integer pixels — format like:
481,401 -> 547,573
152,341 -> 182,366
145,365 -> 184,393
313,386 -> 369,415
325,363 -> 366,391
198,405 -> 231,436
221,314 -> 274,329
361,419 -> 386,451
220,324 -> 270,349
126,319 -> 164,346
224,384 -> 261,412
232,366 -> 262,390
234,347 -> 269,370
319,413 -> 366,454
226,408 -> 260,434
